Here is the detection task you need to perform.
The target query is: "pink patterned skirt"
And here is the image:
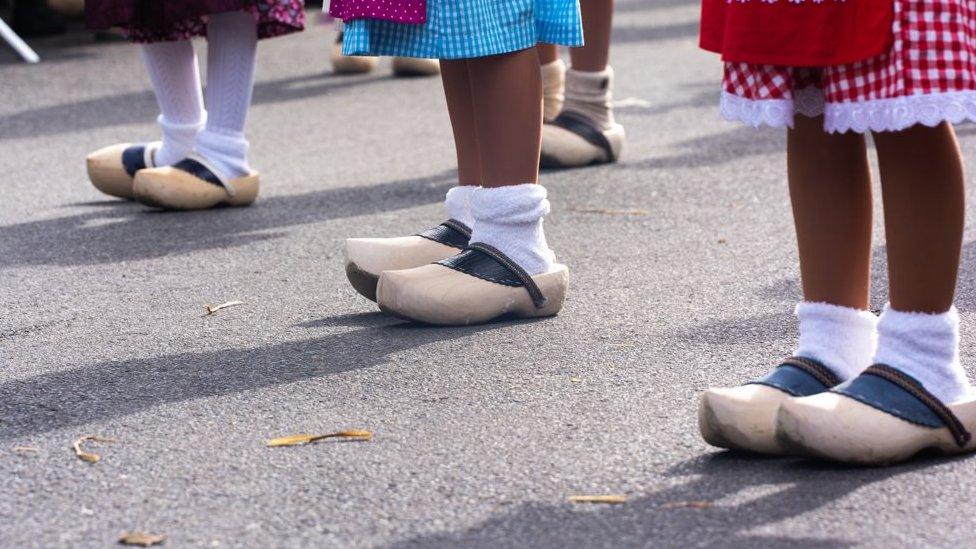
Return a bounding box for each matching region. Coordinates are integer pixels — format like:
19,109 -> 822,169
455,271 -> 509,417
721,0 -> 976,133
86,0 -> 305,43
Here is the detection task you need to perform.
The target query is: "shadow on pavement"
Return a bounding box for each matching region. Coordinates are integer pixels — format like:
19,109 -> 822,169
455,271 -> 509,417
0,312 -> 527,441
624,125 -> 785,172
0,169 -> 454,268
0,71 -> 394,141
389,451 -> 947,548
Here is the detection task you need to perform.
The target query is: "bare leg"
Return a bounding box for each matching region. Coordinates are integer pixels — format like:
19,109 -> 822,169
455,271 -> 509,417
788,115 -> 874,309
569,0 -> 613,72
873,123 -> 964,313
537,44 -> 559,65
465,48 -> 543,187
440,59 -> 483,186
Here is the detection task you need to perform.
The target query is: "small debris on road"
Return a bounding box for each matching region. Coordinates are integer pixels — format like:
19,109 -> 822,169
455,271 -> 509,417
203,301 -> 245,316
119,531 -> 166,546
660,500 -> 713,510
267,430 -> 373,447
569,495 -> 628,504
72,436 -> 115,464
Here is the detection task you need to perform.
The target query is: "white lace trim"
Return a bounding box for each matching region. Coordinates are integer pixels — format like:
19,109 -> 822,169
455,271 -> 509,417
825,91 -> 976,133
720,89 -> 976,133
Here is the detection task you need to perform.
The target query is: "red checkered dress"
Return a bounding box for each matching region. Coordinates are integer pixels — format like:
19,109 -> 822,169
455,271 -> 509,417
721,0 -> 976,133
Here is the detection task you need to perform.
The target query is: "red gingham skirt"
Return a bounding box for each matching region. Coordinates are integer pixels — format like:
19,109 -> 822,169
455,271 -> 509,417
721,0 -> 976,133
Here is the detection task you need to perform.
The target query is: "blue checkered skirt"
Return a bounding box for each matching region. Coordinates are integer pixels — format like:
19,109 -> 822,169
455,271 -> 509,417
341,0 -> 583,59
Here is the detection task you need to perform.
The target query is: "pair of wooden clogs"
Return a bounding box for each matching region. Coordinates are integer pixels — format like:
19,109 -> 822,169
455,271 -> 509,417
86,142 -> 258,210
700,357 -> 976,466
344,220 -> 569,326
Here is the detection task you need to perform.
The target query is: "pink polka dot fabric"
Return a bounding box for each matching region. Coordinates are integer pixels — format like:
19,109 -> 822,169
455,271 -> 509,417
329,0 -> 427,24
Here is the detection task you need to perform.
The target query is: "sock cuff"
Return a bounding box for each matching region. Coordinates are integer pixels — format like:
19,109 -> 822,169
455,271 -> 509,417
445,185 -> 477,225
470,184 -> 550,225
541,58 -> 567,76
196,128 -> 250,157
795,301 -> 878,329
794,301 -> 878,380
566,66 -> 614,91
878,304 -> 960,334
157,113 -> 206,133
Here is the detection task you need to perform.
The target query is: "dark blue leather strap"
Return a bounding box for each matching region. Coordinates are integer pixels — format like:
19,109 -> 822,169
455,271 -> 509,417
172,157 -> 227,190
548,111 -> 614,162
437,243 -> 548,309
747,357 -> 839,397
835,364 -> 971,447
121,144 -> 151,177
417,219 -> 471,250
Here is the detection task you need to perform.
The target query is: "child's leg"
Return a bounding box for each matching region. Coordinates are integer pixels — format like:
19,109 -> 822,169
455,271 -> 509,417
871,123 -> 971,402
541,0 -> 624,168
788,115 -> 878,381
699,115 -> 877,455
537,44 -> 564,121
564,0 -> 614,128
463,48 -> 553,275
569,0 -> 613,72
141,39 -> 205,166
466,49 -> 543,187
439,59 -> 482,226
537,44 -> 559,65
195,10 -> 258,178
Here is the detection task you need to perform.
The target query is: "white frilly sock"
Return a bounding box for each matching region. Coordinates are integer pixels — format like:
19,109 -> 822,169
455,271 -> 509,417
141,40 -> 205,166
469,184 -> 554,276
794,302 -> 879,381
444,185 -> 476,228
873,305 -> 973,403
563,66 -> 616,130
194,11 -> 258,179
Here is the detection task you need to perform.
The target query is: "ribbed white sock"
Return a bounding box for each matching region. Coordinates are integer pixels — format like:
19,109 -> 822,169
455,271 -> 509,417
563,66 -> 616,130
469,184 -> 554,276
141,40 -> 205,166
195,11 -> 258,179
541,59 -> 566,122
794,302 -> 878,381
873,305 -> 973,403
444,185 -> 476,228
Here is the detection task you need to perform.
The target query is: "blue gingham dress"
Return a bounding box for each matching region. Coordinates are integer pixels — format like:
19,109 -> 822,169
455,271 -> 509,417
340,0 -> 583,59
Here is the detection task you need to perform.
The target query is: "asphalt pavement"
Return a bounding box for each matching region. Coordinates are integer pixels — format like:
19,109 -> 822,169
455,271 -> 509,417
4,2 -> 976,547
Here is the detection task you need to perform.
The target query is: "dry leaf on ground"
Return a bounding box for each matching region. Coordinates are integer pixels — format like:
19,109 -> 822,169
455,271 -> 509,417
203,300 -> 245,316
72,436 -> 115,463
267,430 -> 373,447
567,207 -> 649,216
119,531 -> 166,546
660,500 -> 713,510
570,377 -> 583,383
569,495 -> 628,504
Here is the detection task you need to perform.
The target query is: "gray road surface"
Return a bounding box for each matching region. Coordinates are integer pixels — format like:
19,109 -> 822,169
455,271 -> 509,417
4,2 -> 976,547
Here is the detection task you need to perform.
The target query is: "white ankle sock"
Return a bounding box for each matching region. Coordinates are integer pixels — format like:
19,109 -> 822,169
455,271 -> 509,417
794,302 -> 878,381
469,184 -> 554,276
873,305 -> 973,403
195,11 -> 258,179
444,185 -> 476,228
541,59 -> 566,122
563,66 -> 616,130
141,40 -> 205,166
